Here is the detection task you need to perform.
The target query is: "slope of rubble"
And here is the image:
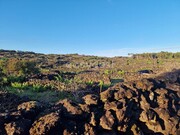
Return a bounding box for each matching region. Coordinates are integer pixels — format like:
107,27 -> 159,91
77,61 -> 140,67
0,70 -> 180,135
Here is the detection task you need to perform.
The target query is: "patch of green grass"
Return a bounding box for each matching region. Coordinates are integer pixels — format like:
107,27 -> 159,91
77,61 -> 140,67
10,82 -> 54,92
11,82 -> 29,89
86,81 -> 94,86
40,68 -> 50,73
55,74 -> 73,84
55,74 -> 64,82
98,80 -> 111,92
118,70 -> 125,75
3,86 -> 74,104
7,75 -> 25,83
64,79 -> 73,84
104,69 -> 112,75
147,60 -> 152,64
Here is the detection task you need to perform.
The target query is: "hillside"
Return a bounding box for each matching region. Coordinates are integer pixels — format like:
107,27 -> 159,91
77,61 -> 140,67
0,49 -> 180,135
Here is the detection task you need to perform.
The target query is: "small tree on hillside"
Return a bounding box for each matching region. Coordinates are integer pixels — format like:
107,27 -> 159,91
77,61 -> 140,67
16,61 -> 40,76
0,68 -> 5,85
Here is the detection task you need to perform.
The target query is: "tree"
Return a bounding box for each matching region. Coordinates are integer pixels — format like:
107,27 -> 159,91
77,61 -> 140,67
16,60 -> 40,76
0,68 -> 5,85
0,58 -> 40,76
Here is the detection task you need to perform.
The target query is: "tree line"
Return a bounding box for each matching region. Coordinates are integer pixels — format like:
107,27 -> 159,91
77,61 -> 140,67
132,51 -> 180,59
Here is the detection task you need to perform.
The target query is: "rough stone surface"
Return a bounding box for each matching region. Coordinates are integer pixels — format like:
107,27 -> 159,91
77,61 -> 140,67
83,94 -> 99,105
1,70 -> 180,135
17,101 -> 44,120
29,112 -> 61,135
57,99 -> 85,119
100,110 -> 115,130
5,119 -> 31,135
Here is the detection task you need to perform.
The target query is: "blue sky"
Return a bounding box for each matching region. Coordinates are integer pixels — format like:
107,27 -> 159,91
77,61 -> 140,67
0,0 -> 180,57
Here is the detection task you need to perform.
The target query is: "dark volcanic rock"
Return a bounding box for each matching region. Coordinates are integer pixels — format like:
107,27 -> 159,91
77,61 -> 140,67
57,99 -> 86,119
136,79 -> 154,91
2,69 -> 180,135
30,112 -> 61,135
100,110 -> 116,130
100,89 -> 117,102
138,69 -> 153,74
83,94 -> 99,105
0,92 -> 28,113
104,101 -> 123,111
17,101 -> 44,120
62,120 -> 86,135
5,119 -> 31,135
84,123 -> 96,135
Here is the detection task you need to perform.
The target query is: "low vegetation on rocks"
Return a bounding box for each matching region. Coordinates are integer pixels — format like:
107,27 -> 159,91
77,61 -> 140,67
0,50 -> 179,134
0,69 -> 179,135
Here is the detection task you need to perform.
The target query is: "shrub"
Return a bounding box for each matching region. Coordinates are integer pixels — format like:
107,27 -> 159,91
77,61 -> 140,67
86,81 -> 94,86
55,74 -> 73,84
32,84 -> 53,92
54,74 -> 64,82
99,80 -> 104,93
64,79 -> 73,84
7,75 -> 25,83
0,68 -> 5,85
16,60 -> 40,76
0,58 -> 40,76
118,70 -> 125,76
11,82 -> 28,89
104,70 -> 110,75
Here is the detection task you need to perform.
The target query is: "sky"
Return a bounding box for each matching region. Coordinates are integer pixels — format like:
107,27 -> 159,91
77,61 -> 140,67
0,0 -> 180,57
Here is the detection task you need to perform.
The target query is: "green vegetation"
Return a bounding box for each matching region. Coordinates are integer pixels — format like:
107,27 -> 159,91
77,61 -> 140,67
104,69 -> 112,75
99,80 -> 104,93
86,81 -> 94,86
3,86 -> 74,103
118,70 -> 125,76
0,68 -> 5,85
111,78 -> 124,85
55,74 -> 64,82
0,58 -> 39,76
6,75 -> 25,83
55,74 -> 73,84
0,49 -> 179,103
10,82 -> 53,92
133,51 -> 180,59
16,60 -> 40,76
11,82 -> 28,89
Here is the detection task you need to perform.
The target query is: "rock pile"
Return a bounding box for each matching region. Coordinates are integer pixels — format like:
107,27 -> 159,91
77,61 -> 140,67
0,70 -> 180,135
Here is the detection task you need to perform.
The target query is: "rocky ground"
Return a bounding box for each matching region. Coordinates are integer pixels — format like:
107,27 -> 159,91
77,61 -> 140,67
0,69 -> 180,135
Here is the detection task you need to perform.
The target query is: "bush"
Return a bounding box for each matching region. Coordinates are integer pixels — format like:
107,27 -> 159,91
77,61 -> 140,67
54,74 -> 64,82
10,82 -> 53,92
0,58 -> 40,76
31,84 -> 53,92
16,60 -> 40,76
7,75 -> 25,83
104,70 -> 110,75
0,68 -> 5,85
11,82 -> 29,89
118,70 -> 125,76
86,81 -> 94,86
54,74 -> 73,84
133,52 -> 180,59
